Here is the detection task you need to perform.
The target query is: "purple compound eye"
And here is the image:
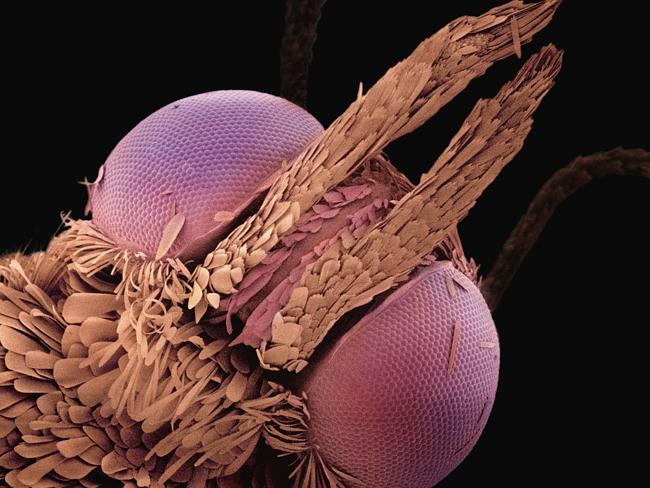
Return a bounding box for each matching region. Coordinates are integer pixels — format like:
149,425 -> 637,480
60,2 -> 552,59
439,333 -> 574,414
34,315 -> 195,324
88,90 -> 323,259
297,262 -> 499,487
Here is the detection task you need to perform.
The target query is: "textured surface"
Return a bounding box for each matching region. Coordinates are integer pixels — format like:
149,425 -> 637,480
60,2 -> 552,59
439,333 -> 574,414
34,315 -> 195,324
255,45 -> 561,373
186,0 -> 562,332
89,90 -> 323,257
300,262 -> 500,488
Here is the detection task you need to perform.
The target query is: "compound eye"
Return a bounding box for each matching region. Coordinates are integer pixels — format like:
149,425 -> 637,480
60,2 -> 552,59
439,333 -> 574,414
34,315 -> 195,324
88,90 -> 323,259
297,262 -> 499,487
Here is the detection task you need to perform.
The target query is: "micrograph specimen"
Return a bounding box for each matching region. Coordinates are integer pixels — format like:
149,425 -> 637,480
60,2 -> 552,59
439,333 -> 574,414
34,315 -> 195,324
1,1 -> 648,487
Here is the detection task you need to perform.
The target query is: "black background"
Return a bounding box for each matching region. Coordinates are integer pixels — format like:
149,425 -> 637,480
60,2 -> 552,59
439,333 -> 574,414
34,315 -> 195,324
4,1 -> 649,486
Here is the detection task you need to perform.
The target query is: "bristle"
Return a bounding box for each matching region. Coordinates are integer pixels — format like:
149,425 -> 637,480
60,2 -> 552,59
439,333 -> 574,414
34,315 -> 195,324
448,320 -> 461,374
155,214 -> 185,261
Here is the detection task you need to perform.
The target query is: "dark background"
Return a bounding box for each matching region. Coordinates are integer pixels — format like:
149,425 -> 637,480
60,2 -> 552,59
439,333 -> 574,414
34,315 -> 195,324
4,1 -> 648,486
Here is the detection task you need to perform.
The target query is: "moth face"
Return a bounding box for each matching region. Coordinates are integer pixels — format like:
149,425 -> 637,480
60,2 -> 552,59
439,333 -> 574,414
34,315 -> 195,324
0,2 -> 561,486
83,89 -> 499,486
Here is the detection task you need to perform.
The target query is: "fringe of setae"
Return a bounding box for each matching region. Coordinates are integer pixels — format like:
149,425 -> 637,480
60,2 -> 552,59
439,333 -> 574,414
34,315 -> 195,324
257,382 -> 360,488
